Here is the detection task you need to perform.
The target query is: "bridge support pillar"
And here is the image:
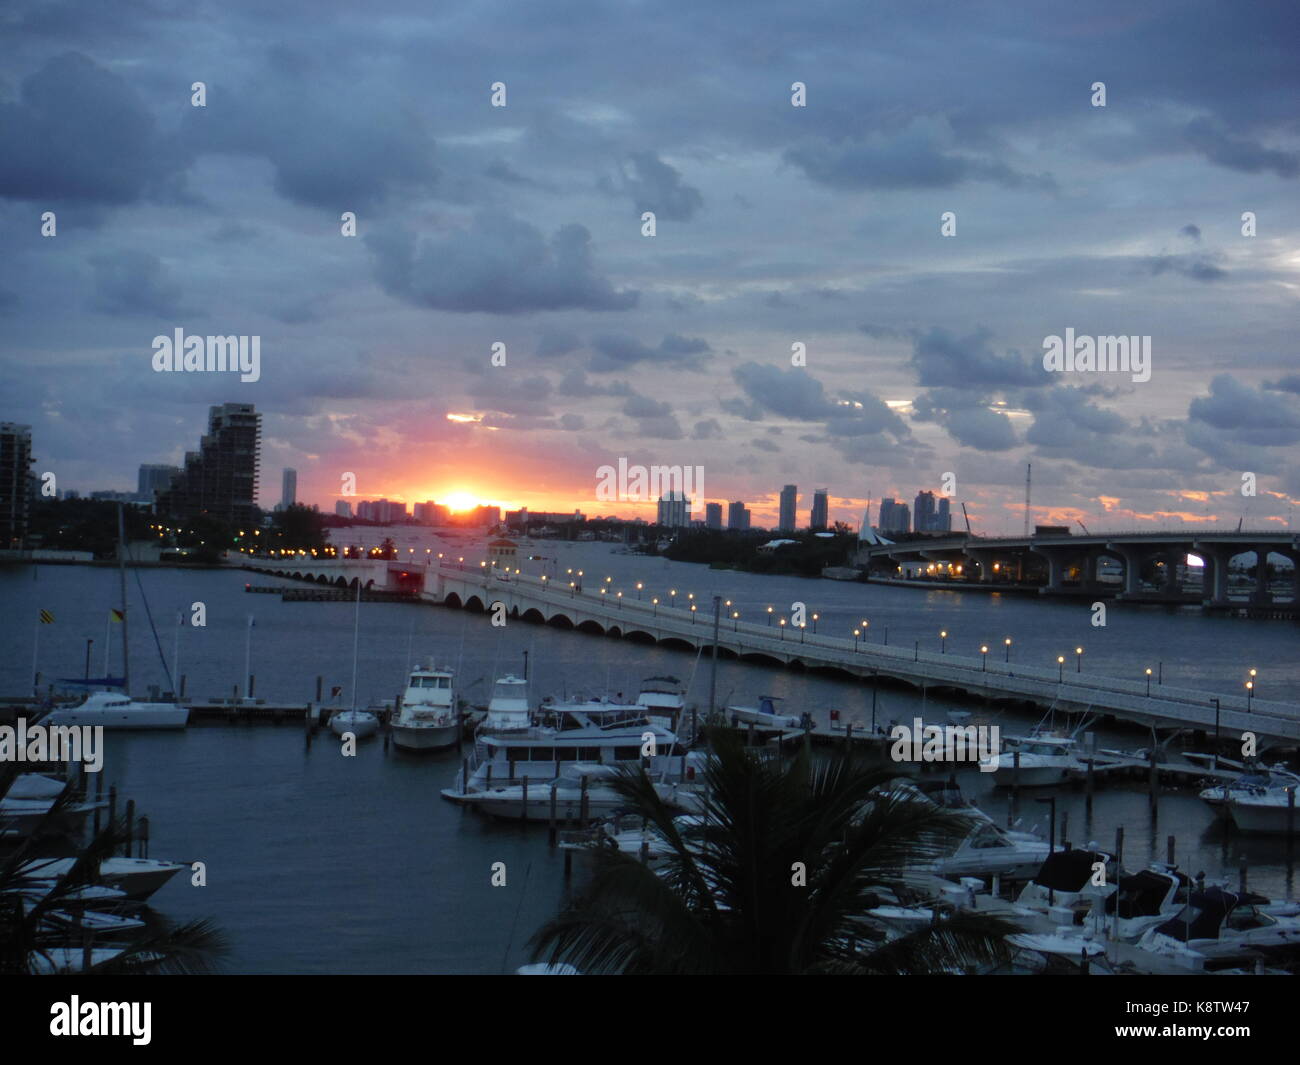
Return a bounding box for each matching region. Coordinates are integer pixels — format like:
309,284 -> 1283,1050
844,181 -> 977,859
1194,543 -> 1232,606
1252,547 -> 1274,605
1031,545 -> 1074,593
963,548 -> 997,582
1108,543 -> 1149,597
1162,549 -> 1183,595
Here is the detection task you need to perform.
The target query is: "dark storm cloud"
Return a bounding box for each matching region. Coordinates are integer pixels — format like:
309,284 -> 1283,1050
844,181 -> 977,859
0,52 -> 186,208
367,214 -> 637,314
89,251 -> 192,317
599,152 -> 704,221
588,333 -> 709,373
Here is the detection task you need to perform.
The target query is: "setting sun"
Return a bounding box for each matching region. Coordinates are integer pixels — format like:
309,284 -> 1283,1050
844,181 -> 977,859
442,492 -> 479,512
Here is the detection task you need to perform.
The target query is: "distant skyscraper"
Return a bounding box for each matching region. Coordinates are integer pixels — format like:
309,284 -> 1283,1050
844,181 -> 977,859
936,495 -> 951,533
657,492 -> 690,528
914,490 -> 936,532
705,502 -> 722,529
335,500 -> 353,518
0,422 -> 33,549
137,463 -> 180,504
727,500 -> 750,531
878,497 -> 911,534
281,468 -> 297,509
778,484 -> 797,532
810,488 -> 828,531
156,403 -> 260,529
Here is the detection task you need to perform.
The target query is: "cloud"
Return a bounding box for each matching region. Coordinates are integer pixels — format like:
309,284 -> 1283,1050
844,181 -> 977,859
588,332 -> 709,372
89,251 -> 192,317
0,52 -> 186,208
367,213 -> 637,314
910,327 -> 1042,390
600,151 -> 703,221
1188,374 -> 1300,448
1183,117 -> 1299,179
1144,254 -> 1227,282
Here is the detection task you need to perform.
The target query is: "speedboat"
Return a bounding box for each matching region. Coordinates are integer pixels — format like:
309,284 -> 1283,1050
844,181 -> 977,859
1015,847 -> 1114,924
1220,785 -> 1300,834
1099,865 -> 1190,942
17,856 -> 186,901
0,796 -> 103,840
329,708 -> 379,740
1133,887 -> 1300,969
936,819 -> 1052,882
391,664 -> 460,752
44,690 -> 188,730
978,734 -> 1100,788
726,695 -> 799,730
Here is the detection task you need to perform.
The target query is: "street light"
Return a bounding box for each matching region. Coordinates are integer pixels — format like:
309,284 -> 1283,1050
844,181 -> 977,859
1004,637 -> 1012,662
1075,646 -> 1083,672
860,619 -> 869,642
800,622 -> 806,643
980,645 -> 988,671
811,613 -> 819,634
1145,668 -> 1152,697
690,604 -> 697,623
779,618 -> 786,640
635,582 -> 643,600
84,638 -> 94,681
766,606 -> 774,627
652,597 -> 659,617
1246,680 -> 1254,711
733,611 -> 741,631
940,629 -> 947,654
854,628 -> 861,650
1057,655 -> 1065,683
670,589 -> 677,607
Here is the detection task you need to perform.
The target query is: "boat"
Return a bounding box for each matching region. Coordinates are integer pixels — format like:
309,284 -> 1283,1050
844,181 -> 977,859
17,856 -> 185,901
462,763 -> 643,822
1133,886 -> 1300,969
44,690 -> 188,730
935,819 -> 1052,882
1219,784 -> 1300,834
1199,765 -> 1300,823
0,796 -> 103,840
442,699 -> 684,805
390,664 -> 460,752
329,580 -> 379,741
725,695 -> 800,730
476,674 -> 532,735
978,733 -> 1105,788
1015,847 -> 1114,922
1099,865 -> 1190,942
636,676 -> 686,730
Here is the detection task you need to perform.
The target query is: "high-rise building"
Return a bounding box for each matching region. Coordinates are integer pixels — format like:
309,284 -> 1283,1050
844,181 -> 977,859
335,500 -> 353,518
137,463 -> 180,504
281,468 -> 297,509
913,490 -> 936,532
727,500 -> 750,531
878,497 -> 911,534
156,403 -> 260,528
415,501 -> 451,525
657,492 -> 690,528
0,423 -> 33,549
778,484 -> 797,532
936,495 -> 952,533
705,502 -> 722,530
810,488 -> 829,531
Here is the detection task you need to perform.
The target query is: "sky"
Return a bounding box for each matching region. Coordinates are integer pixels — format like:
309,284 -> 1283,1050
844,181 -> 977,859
1,0 -> 1297,533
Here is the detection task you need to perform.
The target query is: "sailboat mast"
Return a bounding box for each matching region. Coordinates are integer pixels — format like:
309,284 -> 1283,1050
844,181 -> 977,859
350,580 -> 361,711
117,502 -> 130,695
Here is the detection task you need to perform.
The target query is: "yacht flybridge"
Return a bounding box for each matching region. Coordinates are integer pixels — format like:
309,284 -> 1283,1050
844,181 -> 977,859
391,664 -> 460,752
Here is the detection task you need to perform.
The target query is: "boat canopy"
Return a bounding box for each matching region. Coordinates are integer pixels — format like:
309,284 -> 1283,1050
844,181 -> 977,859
1031,849 -> 1108,893
1103,870 -> 1175,919
1154,887 -> 1237,942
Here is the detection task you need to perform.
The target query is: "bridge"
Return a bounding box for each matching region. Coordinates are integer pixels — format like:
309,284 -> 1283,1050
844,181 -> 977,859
855,529 -> 1300,612
245,556 -> 1300,747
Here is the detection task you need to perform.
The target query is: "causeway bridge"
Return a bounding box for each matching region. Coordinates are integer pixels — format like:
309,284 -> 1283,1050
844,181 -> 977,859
856,529 -> 1300,612
245,557 -> 1300,747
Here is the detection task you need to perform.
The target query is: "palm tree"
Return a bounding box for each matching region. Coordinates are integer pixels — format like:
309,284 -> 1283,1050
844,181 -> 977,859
530,732 -> 1017,974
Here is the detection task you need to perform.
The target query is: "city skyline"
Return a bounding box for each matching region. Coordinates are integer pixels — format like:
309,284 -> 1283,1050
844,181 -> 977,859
2,3 -> 1298,536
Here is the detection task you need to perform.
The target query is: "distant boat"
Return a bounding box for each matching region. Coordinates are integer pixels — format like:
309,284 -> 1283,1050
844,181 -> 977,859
17,855 -> 186,900
391,664 -> 460,752
726,695 -> 799,730
45,690 -> 188,730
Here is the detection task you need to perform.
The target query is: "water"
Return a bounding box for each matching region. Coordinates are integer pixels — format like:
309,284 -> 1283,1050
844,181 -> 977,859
2,545 -> 1298,972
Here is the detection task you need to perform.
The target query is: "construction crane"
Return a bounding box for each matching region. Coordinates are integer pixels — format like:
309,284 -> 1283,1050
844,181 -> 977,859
961,502 -> 973,536
1078,520 -> 1091,535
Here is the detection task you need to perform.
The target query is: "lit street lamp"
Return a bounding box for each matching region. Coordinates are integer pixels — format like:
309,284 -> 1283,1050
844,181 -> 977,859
980,645 -> 988,671
652,597 -> 659,617
1145,668 -> 1152,697
1075,646 -> 1083,672
940,629 -> 947,654
1057,656 -> 1065,683
766,606 -> 774,627
811,613 -> 819,634
853,628 -> 861,651
1246,680 -> 1254,711
733,611 -> 741,631
779,618 -> 786,640
1004,637 -> 1012,663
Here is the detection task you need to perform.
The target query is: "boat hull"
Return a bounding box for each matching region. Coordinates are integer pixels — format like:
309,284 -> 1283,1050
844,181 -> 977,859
391,723 -> 460,752
45,705 -> 188,729
329,713 -> 379,739
1226,802 -> 1300,834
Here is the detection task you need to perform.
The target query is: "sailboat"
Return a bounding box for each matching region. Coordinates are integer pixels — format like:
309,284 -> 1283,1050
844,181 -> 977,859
46,504 -> 188,730
329,580 -> 379,740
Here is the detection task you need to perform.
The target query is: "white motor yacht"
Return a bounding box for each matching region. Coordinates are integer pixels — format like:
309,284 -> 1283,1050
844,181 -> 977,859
477,675 -> 532,735
44,690 -> 188,730
978,734 -> 1104,787
391,664 -> 460,752
17,855 -> 186,901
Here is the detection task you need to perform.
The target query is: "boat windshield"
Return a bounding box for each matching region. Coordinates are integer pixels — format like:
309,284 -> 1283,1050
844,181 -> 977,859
411,676 -> 451,688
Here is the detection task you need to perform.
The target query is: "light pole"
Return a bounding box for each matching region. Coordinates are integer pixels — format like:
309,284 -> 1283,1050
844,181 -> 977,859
860,620 -> 869,642
1075,646 -> 1083,672
799,622 -> 806,643
766,606 -> 774,627
1145,668 -> 1152,697
670,589 -> 677,608
635,582 -> 643,600
940,629 -> 947,654
779,618 -> 786,641
1004,637 -> 1012,663
1249,668 -> 1257,698
981,645 -> 988,671
733,611 -> 741,631
1246,680 -> 1254,711
811,613 -> 819,634
854,628 -> 861,651
690,604 -> 697,623
84,638 -> 94,681
652,597 -> 659,617
1057,656 -> 1065,683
